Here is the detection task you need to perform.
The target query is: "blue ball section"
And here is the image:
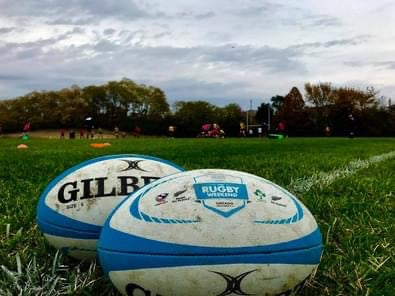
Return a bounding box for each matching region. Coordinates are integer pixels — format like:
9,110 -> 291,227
36,154 -> 186,239
98,244 -> 323,273
37,216 -> 100,239
98,224 -> 322,256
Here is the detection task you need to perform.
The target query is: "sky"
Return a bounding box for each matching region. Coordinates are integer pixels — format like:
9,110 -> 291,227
0,0 -> 394,108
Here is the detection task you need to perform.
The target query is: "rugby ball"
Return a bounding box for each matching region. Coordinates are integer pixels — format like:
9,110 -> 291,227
98,169 -> 323,296
37,154 -> 184,259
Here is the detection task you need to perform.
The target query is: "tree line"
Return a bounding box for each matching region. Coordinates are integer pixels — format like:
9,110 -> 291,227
255,83 -> 394,136
0,78 -> 393,136
0,79 -> 171,134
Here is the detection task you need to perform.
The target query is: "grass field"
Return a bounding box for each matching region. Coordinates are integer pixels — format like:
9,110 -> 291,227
0,137 -> 394,295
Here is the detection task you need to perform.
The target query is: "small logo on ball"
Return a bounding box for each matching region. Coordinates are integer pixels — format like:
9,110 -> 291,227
155,193 -> 169,204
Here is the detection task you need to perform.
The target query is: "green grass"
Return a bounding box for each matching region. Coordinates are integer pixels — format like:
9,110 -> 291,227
0,137 -> 394,295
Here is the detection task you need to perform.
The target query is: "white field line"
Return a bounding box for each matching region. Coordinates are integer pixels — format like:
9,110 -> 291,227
288,150 -> 395,194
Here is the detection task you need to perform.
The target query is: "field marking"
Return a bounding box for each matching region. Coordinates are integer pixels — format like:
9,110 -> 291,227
288,150 -> 395,194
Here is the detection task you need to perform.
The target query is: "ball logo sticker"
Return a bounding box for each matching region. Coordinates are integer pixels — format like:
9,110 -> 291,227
129,173 -> 304,225
120,160 -> 149,172
210,269 -> 257,296
155,193 -> 169,205
193,182 -> 249,217
254,189 -> 266,201
271,196 -> 287,208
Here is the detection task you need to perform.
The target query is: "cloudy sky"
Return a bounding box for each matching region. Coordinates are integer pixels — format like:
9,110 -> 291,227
0,0 -> 394,108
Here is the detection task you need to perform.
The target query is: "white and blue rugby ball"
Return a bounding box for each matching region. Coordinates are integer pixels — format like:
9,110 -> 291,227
37,154 -> 184,259
98,169 -> 323,296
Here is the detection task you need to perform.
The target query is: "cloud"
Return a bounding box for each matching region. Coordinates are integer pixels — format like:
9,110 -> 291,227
0,27 -> 17,34
291,35 -> 371,49
229,3 -> 282,17
0,73 -> 27,81
47,16 -> 98,26
344,60 -> 395,70
374,61 -> 395,70
344,61 -> 364,67
0,32 -> 305,101
106,43 -> 305,74
0,1 -> 393,103
0,28 -> 86,60
0,0 -> 151,23
103,28 -> 116,36
93,39 -> 119,52
308,15 -> 341,27
156,79 -> 255,103
195,11 -> 215,20
151,31 -> 172,39
173,10 -> 215,20
201,45 -> 304,73
281,11 -> 342,29
206,31 -> 232,42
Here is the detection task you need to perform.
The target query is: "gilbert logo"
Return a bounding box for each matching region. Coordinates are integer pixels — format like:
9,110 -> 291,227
194,182 -> 248,218
57,176 -> 160,204
120,160 -> 148,172
210,269 -> 257,296
126,283 -> 163,296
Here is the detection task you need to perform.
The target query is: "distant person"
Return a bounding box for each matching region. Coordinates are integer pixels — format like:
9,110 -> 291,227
201,123 -> 211,137
261,122 -> 269,136
258,126 -> 263,137
277,121 -> 286,136
86,127 -> 92,139
210,123 -> 220,138
69,129 -> 75,139
114,126 -> 120,139
121,131 -> 126,138
23,121 -> 31,134
348,114 -> 355,138
60,128 -> 65,139
249,129 -> 253,136
133,126 -> 141,138
84,116 -> 94,139
324,125 -> 331,137
239,122 -> 246,137
215,124 -> 223,138
97,128 -> 103,138
168,125 -> 175,138
21,121 -> 31,140
219,129 -> 225,139
79,129 -> 84,139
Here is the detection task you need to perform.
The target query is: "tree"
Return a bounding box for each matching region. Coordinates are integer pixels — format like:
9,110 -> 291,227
255,102 -> 274,127
138,86 -> 169,119
105,80 -> 136,128
284,87 -> 305,110
217,103 -> 243,136
135,86 -> 170,134
304,82 -> 335,132
273,87 -> 307,135
0,78 -> 172,133
327,86 -> 382,136
356,86 -> 379,111
173,101 -> 218,137
304,82 -> 334,108
270,95 -> 285,111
